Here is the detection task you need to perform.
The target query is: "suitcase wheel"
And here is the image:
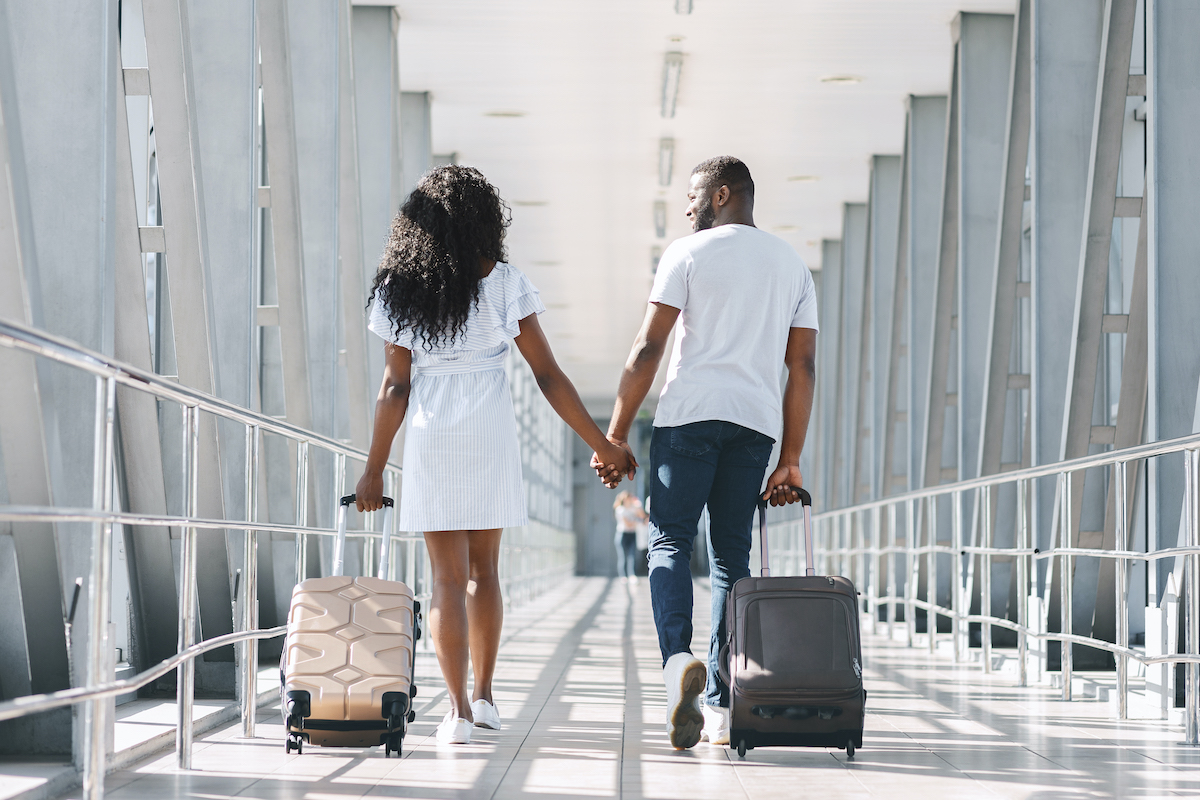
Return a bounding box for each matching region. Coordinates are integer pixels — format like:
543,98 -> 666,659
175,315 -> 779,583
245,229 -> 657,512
845,740 -> 855,759
384,732 -> 402,758
736,739 -> 747,758
286,734 -> 303,755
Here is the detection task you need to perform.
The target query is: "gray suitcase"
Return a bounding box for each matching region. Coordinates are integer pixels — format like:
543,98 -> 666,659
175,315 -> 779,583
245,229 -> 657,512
720,488 -> 866,758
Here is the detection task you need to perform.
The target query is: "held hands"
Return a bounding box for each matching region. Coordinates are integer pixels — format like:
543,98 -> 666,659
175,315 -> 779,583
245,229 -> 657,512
763,463 -> 804,507
355,470 -> 386,513
590,438 -> 638,489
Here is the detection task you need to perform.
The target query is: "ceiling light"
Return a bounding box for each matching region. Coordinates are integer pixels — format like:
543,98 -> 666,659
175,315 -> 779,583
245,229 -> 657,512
651,245 -> 664,273
668,35 -> 685,42
483,110 -> 527,117
653,201 -> 667,238
772,225 -> 798,233
819,75 -> 863,85
658,138 -> 675,186
661,52 -> 684,118
675,0 -> 693,13
512,200 -> 548,207
787,175 -> 820,182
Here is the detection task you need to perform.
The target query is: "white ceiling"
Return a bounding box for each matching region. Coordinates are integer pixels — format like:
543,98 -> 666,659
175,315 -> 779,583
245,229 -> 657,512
387,0 -> 1015,403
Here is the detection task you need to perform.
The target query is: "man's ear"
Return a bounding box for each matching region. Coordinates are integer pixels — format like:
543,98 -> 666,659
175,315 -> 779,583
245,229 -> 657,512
714,185 -> 731,207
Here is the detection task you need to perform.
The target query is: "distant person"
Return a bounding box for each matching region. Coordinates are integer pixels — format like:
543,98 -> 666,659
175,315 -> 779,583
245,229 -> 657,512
613,491 -> 648,584
355,166 -> 634,745
595,156 -> 817,749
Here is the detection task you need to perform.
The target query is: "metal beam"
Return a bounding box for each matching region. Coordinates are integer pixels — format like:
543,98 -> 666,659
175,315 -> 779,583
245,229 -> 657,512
817,239 -> 842,512
977,0 -> 1032,481
833,204 -> 867,508
142,0 -> 234,682
0,1 -> 70,710
1148,0 -> 1200,592
113,59 -> 179,668
337,0 -> 371,451
865,156 -> 902,503
903,96 -> 948,494
256,0 -> 315,432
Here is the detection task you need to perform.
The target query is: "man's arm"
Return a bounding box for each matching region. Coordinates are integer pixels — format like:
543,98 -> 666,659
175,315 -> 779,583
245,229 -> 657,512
764,327 -> 817,506
598,302 -> 680,486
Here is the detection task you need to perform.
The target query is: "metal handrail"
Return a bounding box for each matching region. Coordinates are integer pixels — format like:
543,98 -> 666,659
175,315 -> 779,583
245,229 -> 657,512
0,625 -> 286,723
0,319 -> 385,465
778,434 -> 1200,744
0,316 -> 576,800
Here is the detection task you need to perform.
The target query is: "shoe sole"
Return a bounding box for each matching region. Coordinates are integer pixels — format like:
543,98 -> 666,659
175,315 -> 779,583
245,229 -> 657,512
473,719 -> 500,730
667,660 -> 706,750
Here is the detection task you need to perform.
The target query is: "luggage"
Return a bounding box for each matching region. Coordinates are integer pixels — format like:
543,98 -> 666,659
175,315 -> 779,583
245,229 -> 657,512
720,488 -> 866,759
280,494 -> 421,757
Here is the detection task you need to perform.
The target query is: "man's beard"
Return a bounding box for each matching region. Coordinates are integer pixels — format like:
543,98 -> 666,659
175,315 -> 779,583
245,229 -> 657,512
692,197 -> 716,231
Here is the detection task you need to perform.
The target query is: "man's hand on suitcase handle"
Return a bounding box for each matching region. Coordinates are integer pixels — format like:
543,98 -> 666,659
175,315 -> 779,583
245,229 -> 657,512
763,464 -> 804,507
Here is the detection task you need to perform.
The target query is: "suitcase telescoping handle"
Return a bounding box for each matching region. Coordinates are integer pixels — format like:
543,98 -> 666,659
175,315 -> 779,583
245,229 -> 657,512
757,486 -> 813,578
334,494 -> 394,579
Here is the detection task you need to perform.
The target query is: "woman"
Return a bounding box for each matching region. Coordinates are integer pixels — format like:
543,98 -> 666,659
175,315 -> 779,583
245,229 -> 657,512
355,166 -> 634,745
613,491 -> 647,584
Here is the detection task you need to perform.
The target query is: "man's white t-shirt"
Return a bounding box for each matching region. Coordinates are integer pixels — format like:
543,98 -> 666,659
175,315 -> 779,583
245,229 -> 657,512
649,224 -> 818,440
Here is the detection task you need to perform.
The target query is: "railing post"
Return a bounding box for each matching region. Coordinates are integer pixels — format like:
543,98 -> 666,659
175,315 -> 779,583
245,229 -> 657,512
177,405 -> 200,769
241,425 -> 260,738
1017,478 -> 1029,688
1060,471 -> 1073,701
82,376 -> 116,800
887,503 -> 897,639
906,497 -> 916,647
952,490 -> 964,662
928,497 -> 938,654
295,441 -> 310,583
1114,459 -> 1129,720
981,485 -> 993,673
1186,449 -> 1200,744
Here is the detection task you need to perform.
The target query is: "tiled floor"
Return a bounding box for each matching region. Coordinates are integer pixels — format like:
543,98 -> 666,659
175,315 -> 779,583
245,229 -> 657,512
49,577 -> 1200,799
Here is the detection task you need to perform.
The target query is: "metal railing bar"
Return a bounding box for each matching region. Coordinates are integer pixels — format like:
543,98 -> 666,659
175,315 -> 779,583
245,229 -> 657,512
0,320 -> 399,471
0,506 -> 414,539
0,625 -> 286,723
811,430 -> 1200,520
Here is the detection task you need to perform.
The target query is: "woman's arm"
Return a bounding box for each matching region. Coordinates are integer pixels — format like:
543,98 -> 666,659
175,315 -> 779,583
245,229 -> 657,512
355,342 -> 413,512
514,313 -> 636,479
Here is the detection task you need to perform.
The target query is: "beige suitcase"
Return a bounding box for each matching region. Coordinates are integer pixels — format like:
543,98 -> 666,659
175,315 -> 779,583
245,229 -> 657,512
280,494 -> 420,756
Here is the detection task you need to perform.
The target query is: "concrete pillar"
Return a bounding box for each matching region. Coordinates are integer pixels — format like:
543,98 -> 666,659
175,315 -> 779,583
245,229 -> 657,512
816,239 -> 842,512
834,204 -> 867,509
868,156 -> 902,501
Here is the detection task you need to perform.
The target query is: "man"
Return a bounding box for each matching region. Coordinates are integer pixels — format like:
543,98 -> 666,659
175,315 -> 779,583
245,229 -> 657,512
597,156 -> 817,750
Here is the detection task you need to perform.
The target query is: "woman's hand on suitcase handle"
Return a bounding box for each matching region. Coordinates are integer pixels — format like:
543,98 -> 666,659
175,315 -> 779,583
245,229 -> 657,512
763,464 -> 804,507
355,470 -> 386,513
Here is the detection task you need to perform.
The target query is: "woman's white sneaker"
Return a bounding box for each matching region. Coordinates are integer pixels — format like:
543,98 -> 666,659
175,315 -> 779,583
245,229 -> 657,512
471,699 -> 501,730
436,712 -> 473,744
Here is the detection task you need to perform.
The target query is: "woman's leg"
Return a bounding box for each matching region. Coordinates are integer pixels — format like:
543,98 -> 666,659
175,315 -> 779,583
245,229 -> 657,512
623,534 -> 638,579
466,528 -> 503,704
423,530 -> 473,722
615,533 -> 629,578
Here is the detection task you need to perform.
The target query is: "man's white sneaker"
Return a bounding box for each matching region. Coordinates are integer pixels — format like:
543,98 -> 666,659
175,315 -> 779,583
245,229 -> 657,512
663,652 -> 706,750
700,704 -> 730,745
436,712 -> 473,744
471,699 -> 501,730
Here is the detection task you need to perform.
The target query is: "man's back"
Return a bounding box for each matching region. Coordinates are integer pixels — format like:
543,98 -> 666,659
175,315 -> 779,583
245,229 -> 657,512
650,224 -> 818,440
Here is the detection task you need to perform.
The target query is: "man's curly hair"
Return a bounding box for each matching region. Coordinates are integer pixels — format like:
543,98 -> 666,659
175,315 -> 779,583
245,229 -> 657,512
369,166 -> 510,349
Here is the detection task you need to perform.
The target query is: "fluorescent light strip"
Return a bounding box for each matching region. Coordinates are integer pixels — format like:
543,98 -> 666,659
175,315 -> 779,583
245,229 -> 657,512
675,0 -> 693,14
653,200 -> 667,238
661,52 -> 683,118
658,138 -> 675,187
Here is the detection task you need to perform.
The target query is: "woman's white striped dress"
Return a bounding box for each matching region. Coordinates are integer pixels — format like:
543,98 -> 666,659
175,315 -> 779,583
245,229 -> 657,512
368,263 -> 544,532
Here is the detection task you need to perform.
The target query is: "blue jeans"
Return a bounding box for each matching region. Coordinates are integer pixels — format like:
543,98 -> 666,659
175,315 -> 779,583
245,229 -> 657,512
647,420 -> 775,708
615,531 -> 637,578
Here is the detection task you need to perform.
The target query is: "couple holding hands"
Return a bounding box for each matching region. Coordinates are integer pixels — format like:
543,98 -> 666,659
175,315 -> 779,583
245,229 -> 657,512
355,156 -> 818,748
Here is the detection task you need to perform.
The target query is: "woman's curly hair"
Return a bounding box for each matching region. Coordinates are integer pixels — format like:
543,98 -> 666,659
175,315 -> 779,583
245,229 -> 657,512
369,166 -> 510,349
